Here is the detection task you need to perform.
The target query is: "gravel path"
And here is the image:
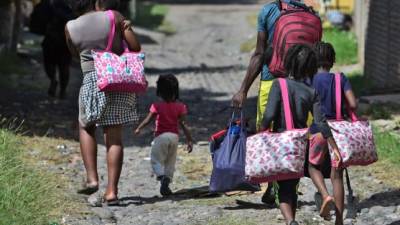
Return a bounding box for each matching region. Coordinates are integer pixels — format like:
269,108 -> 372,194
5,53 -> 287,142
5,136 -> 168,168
54,3 -> 400,225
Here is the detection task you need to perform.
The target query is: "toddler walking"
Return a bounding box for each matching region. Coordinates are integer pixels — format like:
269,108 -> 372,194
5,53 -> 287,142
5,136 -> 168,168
135,74 -> 193,196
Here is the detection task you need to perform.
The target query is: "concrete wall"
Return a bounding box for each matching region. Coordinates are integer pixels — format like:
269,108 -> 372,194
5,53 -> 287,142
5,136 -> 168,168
363,0 -> 400,93
354,0 -> 370,66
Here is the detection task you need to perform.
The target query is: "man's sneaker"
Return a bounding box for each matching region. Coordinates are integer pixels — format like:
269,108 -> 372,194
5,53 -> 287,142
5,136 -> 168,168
261,185 -> 275,205
289,221 -> 299,225
160,176 -> 173,196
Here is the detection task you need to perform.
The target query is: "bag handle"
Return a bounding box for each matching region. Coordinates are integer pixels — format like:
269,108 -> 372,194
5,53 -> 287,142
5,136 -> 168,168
334,73 -> 342,121
278,78 -> 294,130
106,10 -> 116,51
229,109 -> 245,131
123,41 -> 130,53
334,73 -> 358,122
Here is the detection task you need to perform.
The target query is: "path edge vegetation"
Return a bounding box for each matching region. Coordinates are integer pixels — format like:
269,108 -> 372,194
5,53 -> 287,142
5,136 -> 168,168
0,122 -> 80,225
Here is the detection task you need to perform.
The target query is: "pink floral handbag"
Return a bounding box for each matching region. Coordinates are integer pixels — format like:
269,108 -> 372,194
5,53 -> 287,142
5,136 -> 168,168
92,10 -> 147,93
245,79 -> 308,184
328,73 -> 378,167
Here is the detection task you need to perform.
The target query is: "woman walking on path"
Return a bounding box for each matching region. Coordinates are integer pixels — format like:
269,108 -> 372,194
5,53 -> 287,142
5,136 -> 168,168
65,0 -> 141,205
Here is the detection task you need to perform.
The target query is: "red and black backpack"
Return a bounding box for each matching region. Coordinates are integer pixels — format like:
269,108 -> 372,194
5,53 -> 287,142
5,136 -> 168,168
268,0 -> 322,77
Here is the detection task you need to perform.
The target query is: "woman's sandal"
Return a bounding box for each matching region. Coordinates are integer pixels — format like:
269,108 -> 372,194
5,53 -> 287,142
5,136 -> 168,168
77,184 -> 99,195
319,196 -> 335,220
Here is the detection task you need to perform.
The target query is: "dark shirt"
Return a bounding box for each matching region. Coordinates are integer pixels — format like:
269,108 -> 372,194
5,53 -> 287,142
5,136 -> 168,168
44,0 -> 75,43
309,72 -> 352,134
262,78 -> 332,138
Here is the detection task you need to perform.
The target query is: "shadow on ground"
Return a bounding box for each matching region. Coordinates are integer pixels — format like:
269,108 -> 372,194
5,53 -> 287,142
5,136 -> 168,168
0,50 -> 257,148
357,189 -> 400,210
118,185 -> 221,207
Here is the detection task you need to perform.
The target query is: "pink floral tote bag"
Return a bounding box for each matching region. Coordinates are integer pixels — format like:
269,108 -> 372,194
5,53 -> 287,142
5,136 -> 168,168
92,10 -> 147,93
327,73 -> 378,167
245,79 -> 308,183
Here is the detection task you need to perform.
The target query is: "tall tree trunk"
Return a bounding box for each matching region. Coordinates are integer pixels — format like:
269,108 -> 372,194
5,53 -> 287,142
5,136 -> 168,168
0,1 -> 14,54
11,0 -> 22,53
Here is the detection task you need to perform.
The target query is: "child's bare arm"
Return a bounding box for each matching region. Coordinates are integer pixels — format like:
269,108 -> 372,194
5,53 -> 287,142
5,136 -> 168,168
179,115 -> 193,153
135,112 -> 155,134
344,90 -> 357,110
327,137 -> 342,169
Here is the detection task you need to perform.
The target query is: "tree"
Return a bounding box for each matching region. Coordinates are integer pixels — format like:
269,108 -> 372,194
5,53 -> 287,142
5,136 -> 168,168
120,0 -> 136,20
0,1 -> 14,54
0,0 -> 23,54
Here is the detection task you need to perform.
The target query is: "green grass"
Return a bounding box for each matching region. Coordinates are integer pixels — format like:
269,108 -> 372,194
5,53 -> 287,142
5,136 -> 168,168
370,128 -> 400,187
374,129 -> 400,167
133,3 -> 176,35
365,104 -> 393,120
322,28 -> 358,65
0,129 -> 65,225
346,70 -> 366,97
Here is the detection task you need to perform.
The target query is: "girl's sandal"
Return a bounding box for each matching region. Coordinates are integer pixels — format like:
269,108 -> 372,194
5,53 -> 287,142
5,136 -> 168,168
319,196 -> 334,220
103,196 -> 120,207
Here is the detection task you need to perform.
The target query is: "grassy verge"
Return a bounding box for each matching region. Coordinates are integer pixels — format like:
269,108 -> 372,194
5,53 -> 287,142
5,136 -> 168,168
0,127 -> 77,225
374,129 -> 400,167
133,3 -> 176,35
322,28 -> 358,65
369,128 -> 400,187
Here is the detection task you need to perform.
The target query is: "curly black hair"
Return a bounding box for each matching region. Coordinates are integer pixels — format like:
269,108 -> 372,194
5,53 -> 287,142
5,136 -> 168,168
314,41 -> 336,70
284,44 -> 317,80
156,74 -> 180,102
97,0 -> 120,10
73,0 -> 96,15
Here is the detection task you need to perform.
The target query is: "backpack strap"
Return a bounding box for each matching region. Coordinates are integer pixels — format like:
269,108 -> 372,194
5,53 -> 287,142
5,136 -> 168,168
105,10 -> 116,51
278,78 -> 294,130
278,0 -> 316,13
276,0 -> 282,11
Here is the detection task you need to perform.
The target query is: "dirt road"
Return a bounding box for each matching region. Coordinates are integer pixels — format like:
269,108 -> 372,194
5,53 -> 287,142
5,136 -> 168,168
3,2 -> 398,225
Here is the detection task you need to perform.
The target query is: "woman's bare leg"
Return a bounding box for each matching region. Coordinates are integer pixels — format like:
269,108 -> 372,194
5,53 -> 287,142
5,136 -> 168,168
103,125 -> 124,200
79,124 -> 99,187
